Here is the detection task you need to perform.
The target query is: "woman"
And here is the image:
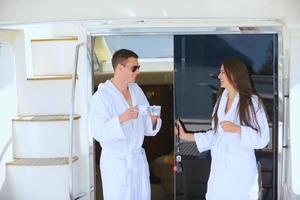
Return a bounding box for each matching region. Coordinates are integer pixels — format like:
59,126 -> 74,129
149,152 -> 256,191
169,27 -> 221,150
176,58 -> 270,200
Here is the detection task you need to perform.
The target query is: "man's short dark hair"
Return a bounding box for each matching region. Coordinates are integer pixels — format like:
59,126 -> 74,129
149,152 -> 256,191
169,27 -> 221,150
111,49 -> 138,70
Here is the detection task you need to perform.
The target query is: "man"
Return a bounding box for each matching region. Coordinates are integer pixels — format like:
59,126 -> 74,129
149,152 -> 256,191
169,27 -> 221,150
89,49 -> 161,200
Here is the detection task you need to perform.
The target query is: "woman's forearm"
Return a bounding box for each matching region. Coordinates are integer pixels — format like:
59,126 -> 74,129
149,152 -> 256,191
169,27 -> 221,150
181,132 -> 195,141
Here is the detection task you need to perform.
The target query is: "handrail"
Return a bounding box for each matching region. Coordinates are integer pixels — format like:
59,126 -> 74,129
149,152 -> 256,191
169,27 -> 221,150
69,42 -> 84,200
74,186 -> 94,200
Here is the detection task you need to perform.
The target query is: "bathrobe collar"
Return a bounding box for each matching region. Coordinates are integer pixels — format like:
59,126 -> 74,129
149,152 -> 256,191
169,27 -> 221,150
102,79 -> 137,107
218,89 -> 240,122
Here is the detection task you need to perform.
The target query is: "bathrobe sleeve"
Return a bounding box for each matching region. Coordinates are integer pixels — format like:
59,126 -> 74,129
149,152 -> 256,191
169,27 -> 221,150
194,129 -> 215,153
89,92 -> 125,144
144,117 -> 162,136
240,96 -> 270,149
135,85 -> 162,136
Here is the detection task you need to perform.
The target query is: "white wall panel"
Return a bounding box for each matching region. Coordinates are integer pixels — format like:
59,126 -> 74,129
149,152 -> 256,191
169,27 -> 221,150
31,40 -> 77,75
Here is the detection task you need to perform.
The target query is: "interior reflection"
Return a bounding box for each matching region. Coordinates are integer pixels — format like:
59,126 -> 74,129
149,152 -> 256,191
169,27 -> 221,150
90,35 -> 174,200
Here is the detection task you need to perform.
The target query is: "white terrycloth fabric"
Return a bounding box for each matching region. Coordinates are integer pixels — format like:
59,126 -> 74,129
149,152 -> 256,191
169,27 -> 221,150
194,89 -> 269,200
89,80 -> 161,200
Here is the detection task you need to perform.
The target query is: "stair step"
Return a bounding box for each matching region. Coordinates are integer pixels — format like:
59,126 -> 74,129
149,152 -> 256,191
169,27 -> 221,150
30,37 -> 78,76
31,37 -> 78,42
1,157 -> 80,199
7,156 -> 78,166
27,74 -> 74,80
12,114 -> 80,121
12,117 -> 80,158
17,79 -> 73,115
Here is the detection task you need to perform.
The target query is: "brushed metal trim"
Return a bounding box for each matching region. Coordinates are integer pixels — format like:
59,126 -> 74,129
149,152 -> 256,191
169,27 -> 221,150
12,114 -> 81,121
31,37 -> 78,42
27,74 -> 74,80
7,156 -> 79,166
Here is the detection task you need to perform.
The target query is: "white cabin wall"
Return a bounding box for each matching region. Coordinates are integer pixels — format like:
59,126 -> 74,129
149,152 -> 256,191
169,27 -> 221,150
284,0 -> 300,25
0,0 -> 288,25
288,27 -> 300,198
0,30 -> 17,189
77,26 -> 93,199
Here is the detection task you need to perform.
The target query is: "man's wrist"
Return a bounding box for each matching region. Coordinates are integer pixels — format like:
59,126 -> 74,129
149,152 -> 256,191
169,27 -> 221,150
119,115 -> 124,123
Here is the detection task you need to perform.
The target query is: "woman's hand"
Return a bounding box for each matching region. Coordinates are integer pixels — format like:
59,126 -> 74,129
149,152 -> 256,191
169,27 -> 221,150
175,120 -> 195,141
220,121 -> 241,134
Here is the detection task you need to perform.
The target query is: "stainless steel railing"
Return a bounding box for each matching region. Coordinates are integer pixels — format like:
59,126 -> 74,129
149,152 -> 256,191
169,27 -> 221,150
69,42 -> 84,200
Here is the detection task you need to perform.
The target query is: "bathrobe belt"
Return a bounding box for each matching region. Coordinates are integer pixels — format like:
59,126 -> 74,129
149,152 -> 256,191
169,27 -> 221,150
103,147 -> 145,169
102,147 -> 148,199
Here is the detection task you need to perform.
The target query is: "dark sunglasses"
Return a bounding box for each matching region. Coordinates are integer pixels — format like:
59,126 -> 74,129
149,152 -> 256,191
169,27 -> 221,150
121,64 -> 140,72
130,65 -> 140,72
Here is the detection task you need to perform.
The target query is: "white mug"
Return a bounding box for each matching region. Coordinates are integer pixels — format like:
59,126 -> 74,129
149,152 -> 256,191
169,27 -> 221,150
149,105 -> 161,116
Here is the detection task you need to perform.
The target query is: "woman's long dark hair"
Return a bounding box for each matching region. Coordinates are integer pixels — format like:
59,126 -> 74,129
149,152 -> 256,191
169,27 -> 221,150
213,58 -> 266,133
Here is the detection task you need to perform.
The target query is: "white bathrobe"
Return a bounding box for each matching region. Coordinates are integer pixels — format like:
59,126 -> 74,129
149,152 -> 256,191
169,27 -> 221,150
89,80 -> 161,200
194,89 -> 270,200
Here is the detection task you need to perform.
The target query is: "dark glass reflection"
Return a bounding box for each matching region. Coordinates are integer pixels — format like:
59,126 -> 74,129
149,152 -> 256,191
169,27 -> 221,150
174,34 -> 276,120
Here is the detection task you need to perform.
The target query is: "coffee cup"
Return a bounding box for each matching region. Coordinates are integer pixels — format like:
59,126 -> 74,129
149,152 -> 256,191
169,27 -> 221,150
149,105 -> 161,116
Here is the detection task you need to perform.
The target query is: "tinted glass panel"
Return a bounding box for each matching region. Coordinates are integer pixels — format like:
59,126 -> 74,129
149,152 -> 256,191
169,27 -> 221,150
174,34 -> 277,120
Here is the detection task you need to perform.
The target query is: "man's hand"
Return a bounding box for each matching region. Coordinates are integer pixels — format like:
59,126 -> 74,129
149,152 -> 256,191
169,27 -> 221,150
119,106 -> 138,123
220,121 -> 241,134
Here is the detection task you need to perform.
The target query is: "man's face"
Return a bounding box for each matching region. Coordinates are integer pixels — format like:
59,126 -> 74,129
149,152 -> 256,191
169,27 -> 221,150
121,57 -> 140,83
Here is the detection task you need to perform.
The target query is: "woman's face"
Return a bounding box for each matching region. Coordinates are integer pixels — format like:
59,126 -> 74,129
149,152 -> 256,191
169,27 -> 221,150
218,65 -> 231,89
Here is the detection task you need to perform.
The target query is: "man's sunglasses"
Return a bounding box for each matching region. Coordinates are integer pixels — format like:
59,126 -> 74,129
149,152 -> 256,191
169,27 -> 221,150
122,64 -> 140,72
130,65 -> 140,72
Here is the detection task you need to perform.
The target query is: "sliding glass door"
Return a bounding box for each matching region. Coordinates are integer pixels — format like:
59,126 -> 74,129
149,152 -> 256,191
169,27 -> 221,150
174,34 -> 278,200
88,29 -> 280,200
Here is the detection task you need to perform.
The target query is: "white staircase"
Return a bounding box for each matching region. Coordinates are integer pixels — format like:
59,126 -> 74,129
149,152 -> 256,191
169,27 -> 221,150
0,35 -> 83,200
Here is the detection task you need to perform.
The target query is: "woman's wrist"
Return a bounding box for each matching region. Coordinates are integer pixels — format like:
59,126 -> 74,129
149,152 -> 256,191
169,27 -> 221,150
235,125 -> 241,134
181,132 -> 195,141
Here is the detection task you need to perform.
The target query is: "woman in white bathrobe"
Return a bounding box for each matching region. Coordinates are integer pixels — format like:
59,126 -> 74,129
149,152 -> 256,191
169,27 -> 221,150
90,49 -> 161,200
176,58 -> 270,200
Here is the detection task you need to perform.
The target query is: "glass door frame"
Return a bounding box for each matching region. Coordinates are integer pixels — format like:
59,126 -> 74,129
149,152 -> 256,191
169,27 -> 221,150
86,25 -> 285,200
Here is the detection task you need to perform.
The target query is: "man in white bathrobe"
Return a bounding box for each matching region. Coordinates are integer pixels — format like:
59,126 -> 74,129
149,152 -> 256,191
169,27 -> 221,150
90,49 -> 162,200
